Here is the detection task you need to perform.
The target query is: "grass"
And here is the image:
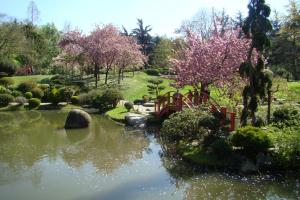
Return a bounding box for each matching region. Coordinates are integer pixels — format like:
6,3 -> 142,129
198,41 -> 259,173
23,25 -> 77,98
11,75 -> 53,86
272,78 -> 300,102
117,71 -> 192,101
105,106 -> 128,122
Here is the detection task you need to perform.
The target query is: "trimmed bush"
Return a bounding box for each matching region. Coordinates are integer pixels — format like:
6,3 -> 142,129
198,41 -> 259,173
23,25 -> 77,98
78,90 -> 102,105
11,90 -> 22,97
43,87 -> 60,104
145,69 -> 159,76
0,93 -> 14,107
28,98 -> 41,109
71,96 -> 79,104
124,101 -> 134,112
50,75 -> 66,85
58,87 -> 75,102
92,88 -> 123,111
272,106 -> 300,126
161,109 -> 210,143
31,87 -> 44,99
14,96 -> 28,105
24,92 -> 33,99
38,84 -> 50,90
0,85 -> 11,94
0,61 -> 16,76
231,126 -> 271,154
0,77 -> 14,87
17,80 -> 37,93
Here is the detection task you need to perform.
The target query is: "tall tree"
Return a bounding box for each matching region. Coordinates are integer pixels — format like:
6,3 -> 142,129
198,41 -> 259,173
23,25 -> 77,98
131,19 -> 152,56
27,1 -> 40,25
240,0 -> 273,125
283,0 -> 300,79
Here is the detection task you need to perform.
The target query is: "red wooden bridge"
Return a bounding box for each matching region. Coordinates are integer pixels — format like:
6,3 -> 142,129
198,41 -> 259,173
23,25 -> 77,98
154,91 -> 236,131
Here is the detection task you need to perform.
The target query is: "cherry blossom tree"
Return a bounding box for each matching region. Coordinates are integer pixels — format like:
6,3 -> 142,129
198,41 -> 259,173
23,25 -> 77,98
116,36 -> 146,84
59,24 -> 145,87
171,28 -> 254,98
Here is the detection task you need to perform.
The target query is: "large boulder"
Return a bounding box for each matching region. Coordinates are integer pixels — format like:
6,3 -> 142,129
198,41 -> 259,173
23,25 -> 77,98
65,109 -> 92,129
125,113 -> 146,128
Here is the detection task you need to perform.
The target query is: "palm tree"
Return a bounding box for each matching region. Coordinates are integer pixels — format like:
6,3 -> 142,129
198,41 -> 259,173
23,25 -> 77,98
132,18 -> 152,55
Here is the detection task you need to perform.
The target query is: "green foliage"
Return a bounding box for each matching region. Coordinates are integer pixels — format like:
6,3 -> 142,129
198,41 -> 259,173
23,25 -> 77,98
147,78 -> 165,98
78,90 -> 102,105
24,92 -> 33,99
272,105 -> 300,127
71,96 -> 79,105
144,69 -> 159,76
17,80 -> 37,93
210,138 -> 233,158
0,85 -> 11,94
43,87 -> 60,104
28,98 -> 41,109
58,87 -> 75,102
31,87 -> 44,99
0,61 -> 16,76
0,77 -> 14,87
92,88 -> 123,111
265,125 -> 300,167
11,90 -> 22,97
0,93 -> 14,107
161,109 -> 210,143
50,75 -> 66,85
231,126 -> 271,154
124,101 -> 133,111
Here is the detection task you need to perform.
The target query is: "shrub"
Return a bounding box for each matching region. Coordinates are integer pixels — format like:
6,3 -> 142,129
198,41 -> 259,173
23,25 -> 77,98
265,125 -> 300,167
210,138 -> 232,158
11,90 -> 22,97
161,109 -> 210,143
58,87 -> 75,102
0,77 -> 14,87
50,75 -> 66,85
0,85 -> 12,94
0,61 -> 16,76
17,81 -> 37,93
142,95 -> 150,103
272,105 -> 300,127
124,101 -> 134,112
38,84 -> 50,90
78,90 -> 102,105
24,92 -> 33,99
31,87 -> 44,99
28,98 -> 41,109
14,96 -> 28,105
71,96 -> 79,104
0,93 -> 14,107
92,88 -> 123,111
45,87 -> 60,104
231,126 -> 271,154
145,69 -> 159,76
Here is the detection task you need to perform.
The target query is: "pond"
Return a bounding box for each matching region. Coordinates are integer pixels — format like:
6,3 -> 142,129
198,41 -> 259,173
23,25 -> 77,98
0,111 -> 299,200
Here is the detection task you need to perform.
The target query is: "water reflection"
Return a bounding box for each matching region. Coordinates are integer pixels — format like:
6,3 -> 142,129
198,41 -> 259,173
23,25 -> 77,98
0,111 -> 149,184
0,111 -> 299,200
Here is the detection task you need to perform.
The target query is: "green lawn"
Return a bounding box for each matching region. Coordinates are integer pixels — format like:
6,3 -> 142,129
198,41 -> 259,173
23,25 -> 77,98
105,106 -> 128,122
11,75 -> 53,86
273,78 -> 300,102
116,71 -> 192,101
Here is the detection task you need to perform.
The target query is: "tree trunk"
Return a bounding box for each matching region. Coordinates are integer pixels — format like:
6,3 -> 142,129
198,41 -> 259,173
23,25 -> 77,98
94,63 -> 99,88
122,69 -> 124,80
104,67 -> 109,85
118,69 -> 121,84
267,90 -> 271,124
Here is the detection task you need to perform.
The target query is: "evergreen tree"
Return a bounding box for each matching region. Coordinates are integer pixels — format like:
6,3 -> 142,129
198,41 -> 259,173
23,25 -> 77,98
240,0 -> 273,125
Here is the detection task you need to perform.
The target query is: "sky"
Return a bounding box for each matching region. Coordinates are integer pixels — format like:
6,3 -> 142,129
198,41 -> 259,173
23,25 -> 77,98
0,0 -> 290,37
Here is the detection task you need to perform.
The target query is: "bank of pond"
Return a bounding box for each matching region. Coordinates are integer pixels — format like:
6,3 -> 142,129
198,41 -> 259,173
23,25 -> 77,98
0,110 -> 299,200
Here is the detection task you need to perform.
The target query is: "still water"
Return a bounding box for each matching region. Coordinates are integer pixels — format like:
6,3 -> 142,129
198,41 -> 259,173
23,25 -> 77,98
0,111 -> 299,200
